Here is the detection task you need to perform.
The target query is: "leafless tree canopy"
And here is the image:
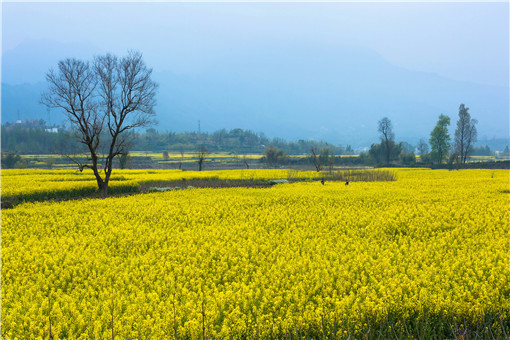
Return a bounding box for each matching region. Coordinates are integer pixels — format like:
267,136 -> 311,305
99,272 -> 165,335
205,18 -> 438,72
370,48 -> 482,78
42,51 -> 158,196
454,104 -> 478,163
378,117 -> 394,165
378,117 -> 394,143
197,144 -> 209,171
42,59 -> 102,151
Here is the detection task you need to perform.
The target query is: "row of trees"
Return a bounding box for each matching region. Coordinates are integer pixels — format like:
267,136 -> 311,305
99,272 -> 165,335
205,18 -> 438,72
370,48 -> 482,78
368,104 -> 479,166
2,122 -> 356,157
1,120 -> 72,154
133,128 -> 354,155
428,104 -> 478,164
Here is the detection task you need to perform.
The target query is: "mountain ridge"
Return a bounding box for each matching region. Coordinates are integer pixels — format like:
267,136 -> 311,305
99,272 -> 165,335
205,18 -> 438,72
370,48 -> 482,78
2,40 -> 508,147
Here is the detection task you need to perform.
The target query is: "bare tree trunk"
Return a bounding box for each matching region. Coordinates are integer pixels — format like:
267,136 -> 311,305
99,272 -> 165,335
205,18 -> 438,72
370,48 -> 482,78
88,146 -> 107,196
311,148 -> 322,172
99,181 -> 108,197
197,145 -> 208,171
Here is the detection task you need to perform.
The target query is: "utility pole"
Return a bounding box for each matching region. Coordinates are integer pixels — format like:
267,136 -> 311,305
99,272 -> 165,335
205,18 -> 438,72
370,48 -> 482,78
198,119 -> 201,134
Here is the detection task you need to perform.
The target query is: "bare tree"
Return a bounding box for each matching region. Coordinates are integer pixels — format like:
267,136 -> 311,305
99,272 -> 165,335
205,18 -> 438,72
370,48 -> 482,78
417,139 -> 429,155
454,104 -> 478,163
197,144 -> 209,171
42,51 -> 158,197
378,117 -> 394,165
41,58 -> 103,179
310,147 -> 322,172
242,154 -> 250,169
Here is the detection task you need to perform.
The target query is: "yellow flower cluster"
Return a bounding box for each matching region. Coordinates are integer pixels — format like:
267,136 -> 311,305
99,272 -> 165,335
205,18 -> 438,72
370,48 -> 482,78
1,169 -> 509,339
1,169 -> 139,202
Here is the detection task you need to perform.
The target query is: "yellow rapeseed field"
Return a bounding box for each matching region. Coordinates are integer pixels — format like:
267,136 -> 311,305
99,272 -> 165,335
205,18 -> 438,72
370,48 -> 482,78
1,168 -> 347,202
1,169 -> 509,339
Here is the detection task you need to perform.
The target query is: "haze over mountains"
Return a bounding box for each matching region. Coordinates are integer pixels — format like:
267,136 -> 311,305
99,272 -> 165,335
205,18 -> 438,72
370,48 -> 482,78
2,39 -> 508,148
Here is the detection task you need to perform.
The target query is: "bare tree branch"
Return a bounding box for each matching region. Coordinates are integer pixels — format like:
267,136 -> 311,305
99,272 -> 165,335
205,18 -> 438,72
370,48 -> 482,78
454,104 -> 478,163
42,52 -> 158,197
311,147 -> 322,172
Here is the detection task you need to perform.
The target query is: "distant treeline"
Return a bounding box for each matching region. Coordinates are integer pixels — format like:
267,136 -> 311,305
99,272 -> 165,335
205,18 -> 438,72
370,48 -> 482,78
1,120 -> 72,154
1,120 -> 355,156
1,120 -> 505,171
136,127 -> 355,155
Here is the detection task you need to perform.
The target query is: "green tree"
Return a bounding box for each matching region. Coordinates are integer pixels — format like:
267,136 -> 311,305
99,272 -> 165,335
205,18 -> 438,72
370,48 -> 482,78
345,145 -> 354,155
454,104 -> 478,163
119,152 -> 130,169
1,152 -> 22,169
264,145 -> 285,167
430,114 -> 451,164
503,145 -> 510,156
471,145 -> 491,156
399,152 -> 416,165
368,141 -> 402,165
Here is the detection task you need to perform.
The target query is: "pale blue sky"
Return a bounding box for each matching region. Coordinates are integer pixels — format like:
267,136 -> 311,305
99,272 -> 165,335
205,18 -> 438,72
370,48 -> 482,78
2,2 -> 509,86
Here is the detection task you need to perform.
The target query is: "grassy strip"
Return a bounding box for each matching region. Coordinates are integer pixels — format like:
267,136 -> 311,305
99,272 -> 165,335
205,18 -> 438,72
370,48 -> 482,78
288,169 -> 397,182
139,177 -> 273,192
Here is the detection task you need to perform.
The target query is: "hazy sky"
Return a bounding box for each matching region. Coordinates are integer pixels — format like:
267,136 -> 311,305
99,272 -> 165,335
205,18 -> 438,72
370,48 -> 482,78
2,1 -> 509,87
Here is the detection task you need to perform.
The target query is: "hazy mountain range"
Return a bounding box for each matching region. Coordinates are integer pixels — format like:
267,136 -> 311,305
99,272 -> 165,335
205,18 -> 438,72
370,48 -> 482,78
2,40 -> 508,148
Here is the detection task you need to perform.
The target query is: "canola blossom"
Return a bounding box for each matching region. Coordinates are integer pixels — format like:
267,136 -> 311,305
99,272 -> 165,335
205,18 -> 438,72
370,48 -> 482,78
1,168 -> 367,203
1,169 -> 140,202
1,169 -> 509,339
